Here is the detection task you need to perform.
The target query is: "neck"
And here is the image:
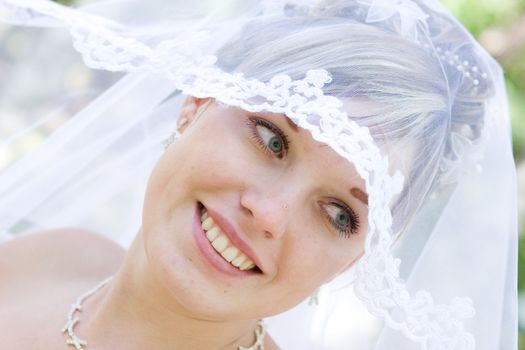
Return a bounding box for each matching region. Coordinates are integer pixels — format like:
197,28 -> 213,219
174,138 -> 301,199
79,229 -> 262,350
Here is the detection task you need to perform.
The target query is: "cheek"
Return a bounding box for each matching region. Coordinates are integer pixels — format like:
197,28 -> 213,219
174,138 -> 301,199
279,228 -> 361,289
147,123 -> 244,195
181,125 -> 269,197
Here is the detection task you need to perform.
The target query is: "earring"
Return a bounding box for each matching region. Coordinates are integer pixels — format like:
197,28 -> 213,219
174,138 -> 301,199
177,117 -> 189,129
163,101 -> 212,150
162,128 -> 181,150
308,287 -> 320,306
163,117 -> 189,150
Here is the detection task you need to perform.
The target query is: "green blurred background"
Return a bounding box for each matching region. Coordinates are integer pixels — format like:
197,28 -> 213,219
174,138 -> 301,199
438,0 -> 525,348
47,0 -> 525,348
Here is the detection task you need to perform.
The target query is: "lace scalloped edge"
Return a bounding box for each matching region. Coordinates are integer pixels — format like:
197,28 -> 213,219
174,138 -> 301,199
0,1 -> 476,349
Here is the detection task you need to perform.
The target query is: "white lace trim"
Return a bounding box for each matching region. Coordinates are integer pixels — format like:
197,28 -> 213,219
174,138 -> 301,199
0,1 -> 476,349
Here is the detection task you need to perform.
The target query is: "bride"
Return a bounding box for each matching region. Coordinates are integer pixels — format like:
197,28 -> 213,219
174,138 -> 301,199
0,0 -> 518,349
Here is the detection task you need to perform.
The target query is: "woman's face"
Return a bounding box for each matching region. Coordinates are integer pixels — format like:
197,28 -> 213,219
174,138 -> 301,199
142,97 -> 369,320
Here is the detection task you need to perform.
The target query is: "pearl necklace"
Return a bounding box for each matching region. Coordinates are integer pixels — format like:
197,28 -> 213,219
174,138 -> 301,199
62,276 -> 266,350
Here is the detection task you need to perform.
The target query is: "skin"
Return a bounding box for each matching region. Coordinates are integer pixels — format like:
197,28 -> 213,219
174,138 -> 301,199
0,96 -> 372,349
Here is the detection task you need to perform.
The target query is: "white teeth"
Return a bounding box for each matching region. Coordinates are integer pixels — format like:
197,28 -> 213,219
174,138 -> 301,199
239,261 -> 255,271
206,227 -> 220,241
221,246 -> 239,262
231,255 -> 246,267
200,207 -> 257,272
202,217 -> 214,231
211,236 -> 229,253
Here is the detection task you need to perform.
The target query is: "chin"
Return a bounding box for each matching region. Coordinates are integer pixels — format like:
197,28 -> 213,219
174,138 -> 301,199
139,207 -> 245,319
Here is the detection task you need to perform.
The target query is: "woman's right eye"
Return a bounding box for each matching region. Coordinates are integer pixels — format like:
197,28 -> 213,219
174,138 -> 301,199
247,116 -> 290,159
320,200 -> 360,238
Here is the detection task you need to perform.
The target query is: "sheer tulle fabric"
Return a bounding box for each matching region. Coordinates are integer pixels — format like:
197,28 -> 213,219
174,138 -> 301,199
0,0 -> 518,349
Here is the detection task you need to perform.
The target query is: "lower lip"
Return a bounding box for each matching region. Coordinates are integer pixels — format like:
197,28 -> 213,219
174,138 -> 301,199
192,203 -> 257,278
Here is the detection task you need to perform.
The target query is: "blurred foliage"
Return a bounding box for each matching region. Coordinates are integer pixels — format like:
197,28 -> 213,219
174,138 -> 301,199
440,1 -> 525,349
442,0 -> 525,36
518,234 -> 525,292
443,0 -> 525,161
505,57 -> 525,161
53,0 -> 74,5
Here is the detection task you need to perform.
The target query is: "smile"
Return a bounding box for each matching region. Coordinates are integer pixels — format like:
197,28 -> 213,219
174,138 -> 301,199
200,207 -> 257,271
193,202 -> 263,276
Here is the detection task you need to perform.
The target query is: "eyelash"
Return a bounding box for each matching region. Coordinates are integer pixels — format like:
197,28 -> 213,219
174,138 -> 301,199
320,200 -> 360,238
246,116 -> 290,159
246,116 -> 360,238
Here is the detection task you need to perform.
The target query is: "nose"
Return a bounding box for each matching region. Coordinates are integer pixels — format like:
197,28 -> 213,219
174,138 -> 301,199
240,188 -> 289,240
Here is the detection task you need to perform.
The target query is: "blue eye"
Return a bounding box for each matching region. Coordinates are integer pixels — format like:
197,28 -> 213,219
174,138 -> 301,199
257,124 -> 284,154
322,201 -> 360,238
247,116 -> 289,159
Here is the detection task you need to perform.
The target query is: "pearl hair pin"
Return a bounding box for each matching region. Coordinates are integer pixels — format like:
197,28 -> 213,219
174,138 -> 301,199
419,42 -> 489,92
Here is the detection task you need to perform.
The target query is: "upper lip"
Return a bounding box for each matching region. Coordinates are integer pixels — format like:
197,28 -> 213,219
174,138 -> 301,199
204,204 -> 264,273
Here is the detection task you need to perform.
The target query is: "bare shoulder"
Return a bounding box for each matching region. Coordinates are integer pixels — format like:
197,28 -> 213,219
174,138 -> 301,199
0,228 -> 126,281
0,229 -> 126,348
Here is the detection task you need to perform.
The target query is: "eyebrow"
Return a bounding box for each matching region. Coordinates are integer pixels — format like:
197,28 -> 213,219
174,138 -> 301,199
350,188 -> 368,206
285,117 -> 299,132
253,111 -> 299,132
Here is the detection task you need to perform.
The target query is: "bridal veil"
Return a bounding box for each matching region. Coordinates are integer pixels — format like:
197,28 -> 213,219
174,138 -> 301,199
0,0 -> 518,348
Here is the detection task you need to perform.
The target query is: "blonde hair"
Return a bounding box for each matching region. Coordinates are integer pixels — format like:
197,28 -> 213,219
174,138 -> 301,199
216,3 -> 492,235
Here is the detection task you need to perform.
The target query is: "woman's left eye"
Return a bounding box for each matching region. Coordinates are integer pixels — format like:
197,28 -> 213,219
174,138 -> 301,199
247,116 -> 290,159
321,201 -> 360,238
